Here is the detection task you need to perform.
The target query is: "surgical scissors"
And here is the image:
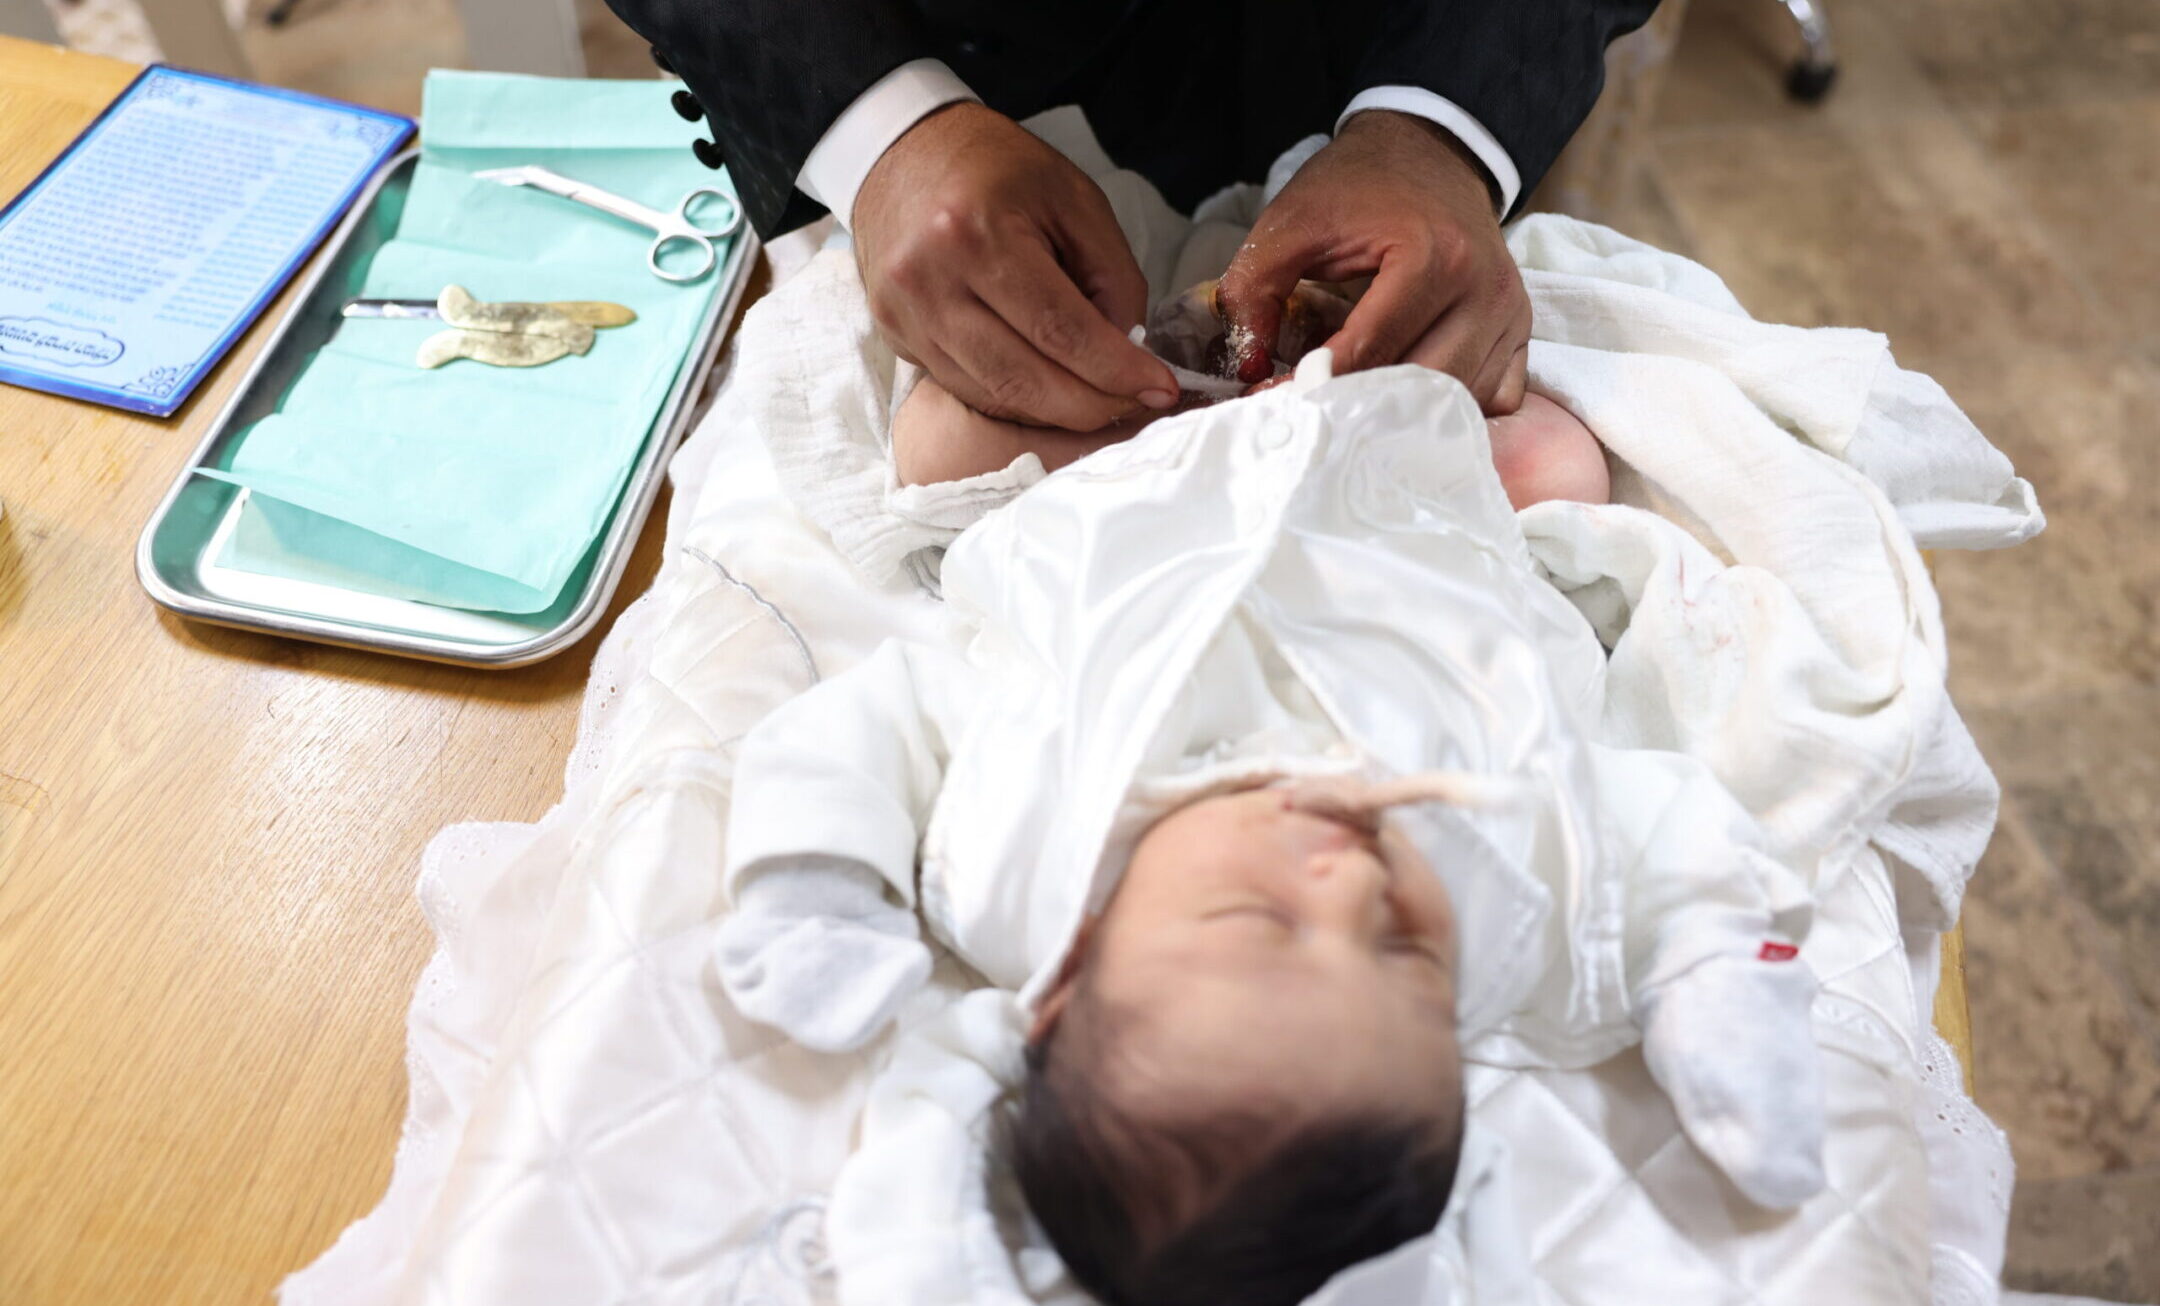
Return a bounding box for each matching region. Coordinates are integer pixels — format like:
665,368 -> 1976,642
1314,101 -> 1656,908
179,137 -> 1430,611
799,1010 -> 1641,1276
474,165 -> 743,284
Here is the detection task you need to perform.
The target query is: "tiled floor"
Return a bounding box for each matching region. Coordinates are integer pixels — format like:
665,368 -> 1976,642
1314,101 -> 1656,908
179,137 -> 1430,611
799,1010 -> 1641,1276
40,0 -> 2160,1296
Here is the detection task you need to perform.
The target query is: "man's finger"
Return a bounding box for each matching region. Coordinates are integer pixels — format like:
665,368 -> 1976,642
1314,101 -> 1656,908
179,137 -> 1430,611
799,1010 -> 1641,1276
885,334 -> 925,371
1468,300 -> 1537,412
1492,343 -> 1530,415
940,296 -> 1144,431
884,281 -> 1050,424
976,238 -> 1176,409
1218,217 -> 1329,384
1459,310 -> 1519,411
875,280 -> 969,387
1493,295 -> 1535,415
1399,299 -> 1505,392
906,336 -> 1006,428
1052,182 -> 1153,335
1323,254 -> 1454,373
1459,294 -> 1532,414
1464,339 -> 1510,411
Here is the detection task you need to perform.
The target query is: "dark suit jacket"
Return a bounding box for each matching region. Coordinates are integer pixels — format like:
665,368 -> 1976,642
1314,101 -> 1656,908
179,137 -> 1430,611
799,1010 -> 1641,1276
606,0 -> 1659,237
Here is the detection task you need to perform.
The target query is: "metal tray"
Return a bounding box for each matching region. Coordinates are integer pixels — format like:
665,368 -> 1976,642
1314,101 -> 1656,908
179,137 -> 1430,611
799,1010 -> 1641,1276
136,149 -> 758,668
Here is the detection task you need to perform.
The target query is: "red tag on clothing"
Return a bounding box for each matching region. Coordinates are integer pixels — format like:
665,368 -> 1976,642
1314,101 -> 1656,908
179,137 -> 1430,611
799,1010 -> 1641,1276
1758,941 -> 1799,962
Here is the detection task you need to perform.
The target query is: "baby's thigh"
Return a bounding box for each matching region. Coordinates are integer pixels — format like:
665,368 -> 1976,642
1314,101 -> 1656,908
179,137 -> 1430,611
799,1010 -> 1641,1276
892,376 -> 1161,487
1484,393 -> 1612,510
892,378 -> 1008,487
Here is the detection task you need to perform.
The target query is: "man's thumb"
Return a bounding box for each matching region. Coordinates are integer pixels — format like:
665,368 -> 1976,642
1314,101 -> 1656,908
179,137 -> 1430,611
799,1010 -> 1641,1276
1216,240 -> 1305,385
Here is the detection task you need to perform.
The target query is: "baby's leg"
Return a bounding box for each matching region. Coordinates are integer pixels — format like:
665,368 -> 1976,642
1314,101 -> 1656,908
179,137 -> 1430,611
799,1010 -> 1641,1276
1485,393 -> 1611,509
895,367 -> 1610,510
892,378 -> 1162,487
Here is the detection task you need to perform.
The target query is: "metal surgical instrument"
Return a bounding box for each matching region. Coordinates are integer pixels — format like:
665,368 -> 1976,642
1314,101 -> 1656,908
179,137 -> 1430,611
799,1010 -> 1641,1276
473,165 -> 743,284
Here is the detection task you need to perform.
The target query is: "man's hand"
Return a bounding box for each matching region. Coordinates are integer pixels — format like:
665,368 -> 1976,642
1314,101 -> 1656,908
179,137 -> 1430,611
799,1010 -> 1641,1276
853,103 -> 1179,431
1218,110 -> 1533,415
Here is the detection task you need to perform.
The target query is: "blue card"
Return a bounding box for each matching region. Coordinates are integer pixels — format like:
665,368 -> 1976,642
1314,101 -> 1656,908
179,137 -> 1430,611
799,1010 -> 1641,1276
0,65 -> 411,417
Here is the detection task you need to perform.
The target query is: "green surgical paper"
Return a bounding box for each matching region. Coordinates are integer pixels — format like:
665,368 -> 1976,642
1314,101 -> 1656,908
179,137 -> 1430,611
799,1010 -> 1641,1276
210,71 -> 732,613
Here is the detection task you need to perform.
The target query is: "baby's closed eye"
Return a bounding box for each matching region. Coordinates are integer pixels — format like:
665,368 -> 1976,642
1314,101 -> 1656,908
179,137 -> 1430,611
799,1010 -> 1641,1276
1383,933 -> 1449,968
1207,903 -> 1297,933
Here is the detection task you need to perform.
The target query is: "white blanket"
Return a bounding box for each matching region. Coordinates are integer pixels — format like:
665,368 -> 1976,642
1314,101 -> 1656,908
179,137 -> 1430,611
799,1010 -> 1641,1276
284,141 -> 2041,1306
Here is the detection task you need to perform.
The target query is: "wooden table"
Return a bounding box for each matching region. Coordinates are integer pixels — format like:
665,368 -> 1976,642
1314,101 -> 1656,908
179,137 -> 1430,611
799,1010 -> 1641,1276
0,38 -> 673,1306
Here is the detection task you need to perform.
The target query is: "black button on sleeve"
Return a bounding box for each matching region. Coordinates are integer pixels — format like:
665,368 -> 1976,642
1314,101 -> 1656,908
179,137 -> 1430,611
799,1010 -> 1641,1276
671,89 -> 705,121
691,137 -> 725,170
648,44 -> 674,75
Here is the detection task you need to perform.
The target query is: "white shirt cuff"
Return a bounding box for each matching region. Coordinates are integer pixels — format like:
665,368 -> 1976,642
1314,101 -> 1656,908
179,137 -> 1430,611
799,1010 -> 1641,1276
796,58 -> 980,228
1337,86 -> 1522,216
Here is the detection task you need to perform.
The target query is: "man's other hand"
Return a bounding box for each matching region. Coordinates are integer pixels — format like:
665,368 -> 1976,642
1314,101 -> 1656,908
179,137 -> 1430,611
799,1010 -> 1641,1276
853,103 -> 1179,431
1218,110 -> 1533,415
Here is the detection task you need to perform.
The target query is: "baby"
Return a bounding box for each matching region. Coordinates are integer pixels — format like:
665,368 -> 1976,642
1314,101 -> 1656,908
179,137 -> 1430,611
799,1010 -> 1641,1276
718,362 -> 1821,1306
890,278 -> 1613,514
1005,776 -> 1478,1306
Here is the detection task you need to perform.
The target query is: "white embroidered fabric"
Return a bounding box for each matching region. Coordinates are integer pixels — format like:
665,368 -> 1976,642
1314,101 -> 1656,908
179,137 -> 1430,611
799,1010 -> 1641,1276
284,134 -> 2033,1306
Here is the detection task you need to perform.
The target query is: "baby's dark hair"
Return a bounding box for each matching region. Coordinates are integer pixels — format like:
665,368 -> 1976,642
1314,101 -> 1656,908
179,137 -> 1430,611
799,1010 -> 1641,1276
1003,983 -> 1463,1306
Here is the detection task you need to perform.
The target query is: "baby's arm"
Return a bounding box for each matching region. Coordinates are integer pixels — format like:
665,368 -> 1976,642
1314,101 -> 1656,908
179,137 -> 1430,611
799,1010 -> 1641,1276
1598,746 -> 1824,1209
720,639 -> 979,1052
895,370 -> 1611,509
1603,749 -> 1811,991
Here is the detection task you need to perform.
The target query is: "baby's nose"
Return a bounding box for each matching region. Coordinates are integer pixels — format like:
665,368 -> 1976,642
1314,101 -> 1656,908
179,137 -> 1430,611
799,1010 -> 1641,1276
1304,848 -> 1392,931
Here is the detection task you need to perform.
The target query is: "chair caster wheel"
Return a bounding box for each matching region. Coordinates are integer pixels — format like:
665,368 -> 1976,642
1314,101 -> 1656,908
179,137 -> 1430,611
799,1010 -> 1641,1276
1786,60 -> 1837,102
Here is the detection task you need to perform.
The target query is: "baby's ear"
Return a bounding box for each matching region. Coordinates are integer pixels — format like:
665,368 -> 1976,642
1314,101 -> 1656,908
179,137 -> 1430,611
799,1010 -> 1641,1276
1027,916 -> 1099,1046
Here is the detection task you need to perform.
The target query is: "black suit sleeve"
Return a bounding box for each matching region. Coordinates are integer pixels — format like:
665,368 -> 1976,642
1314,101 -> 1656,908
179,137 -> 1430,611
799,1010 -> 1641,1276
1348,0 -> 1661,215
603,0 -> 937,236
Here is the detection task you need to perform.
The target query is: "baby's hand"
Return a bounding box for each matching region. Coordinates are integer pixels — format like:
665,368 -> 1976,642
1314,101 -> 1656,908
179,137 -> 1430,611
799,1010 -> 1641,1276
716,859 -> 933,1054
1640,952 -> 1826,1209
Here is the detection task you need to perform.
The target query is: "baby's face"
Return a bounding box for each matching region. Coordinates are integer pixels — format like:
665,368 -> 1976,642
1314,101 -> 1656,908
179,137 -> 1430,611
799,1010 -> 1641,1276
1053,786 -> 1462,1138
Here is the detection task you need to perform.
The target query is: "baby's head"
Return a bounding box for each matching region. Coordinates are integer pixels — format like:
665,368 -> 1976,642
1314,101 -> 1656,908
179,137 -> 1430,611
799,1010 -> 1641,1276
1006,784 -> 1465,1306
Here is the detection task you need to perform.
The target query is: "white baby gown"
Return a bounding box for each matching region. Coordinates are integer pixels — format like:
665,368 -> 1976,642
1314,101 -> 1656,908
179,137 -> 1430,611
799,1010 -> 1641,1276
720,360 -> 1825,1306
